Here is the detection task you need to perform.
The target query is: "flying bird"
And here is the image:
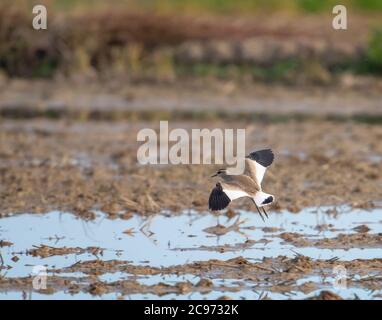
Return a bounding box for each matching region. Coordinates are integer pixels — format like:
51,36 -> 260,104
208,149 -> 275,221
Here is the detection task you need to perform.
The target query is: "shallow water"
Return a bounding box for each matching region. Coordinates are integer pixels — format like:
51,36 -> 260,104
0,206 -> 381,300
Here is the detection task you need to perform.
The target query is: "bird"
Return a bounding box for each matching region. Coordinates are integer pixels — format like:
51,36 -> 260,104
208,149 -> 275,221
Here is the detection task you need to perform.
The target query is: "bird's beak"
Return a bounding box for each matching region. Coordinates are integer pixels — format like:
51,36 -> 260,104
211,173 -> 218,178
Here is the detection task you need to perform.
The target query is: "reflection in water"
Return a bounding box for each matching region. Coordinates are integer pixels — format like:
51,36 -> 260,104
0,206 -> 381,300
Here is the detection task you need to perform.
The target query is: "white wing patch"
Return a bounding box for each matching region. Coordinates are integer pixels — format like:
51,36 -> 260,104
245,149 -> 274,187
223,189 -> 249,201
245,158 -> 266,187
254,162 -> 266,186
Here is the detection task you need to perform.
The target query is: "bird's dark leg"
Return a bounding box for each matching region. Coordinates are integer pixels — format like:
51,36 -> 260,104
262,207 -> 269,219
255,203 -> 265,222
251,199 -> 266,222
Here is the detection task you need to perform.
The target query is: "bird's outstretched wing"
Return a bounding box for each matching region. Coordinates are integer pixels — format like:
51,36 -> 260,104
208,183 -> 231,211
244,149 -> 274,187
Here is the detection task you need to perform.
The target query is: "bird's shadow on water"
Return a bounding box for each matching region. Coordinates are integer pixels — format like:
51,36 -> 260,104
57,210 -> 116,248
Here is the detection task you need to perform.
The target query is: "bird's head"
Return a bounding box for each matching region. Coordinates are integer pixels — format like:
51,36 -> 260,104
211,168 -> 227,178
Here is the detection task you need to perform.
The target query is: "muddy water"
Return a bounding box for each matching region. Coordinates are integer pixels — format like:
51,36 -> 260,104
0,206 -> 381,300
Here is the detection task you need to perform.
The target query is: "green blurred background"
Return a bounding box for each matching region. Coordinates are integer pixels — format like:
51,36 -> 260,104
47,0 -> 382,13
1,0 -> 381,82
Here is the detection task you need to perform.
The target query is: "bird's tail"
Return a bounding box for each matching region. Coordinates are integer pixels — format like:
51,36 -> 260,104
253,191 -> 274,207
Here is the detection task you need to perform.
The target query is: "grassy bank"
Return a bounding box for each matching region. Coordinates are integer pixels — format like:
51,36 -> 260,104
46,0 -> 382,14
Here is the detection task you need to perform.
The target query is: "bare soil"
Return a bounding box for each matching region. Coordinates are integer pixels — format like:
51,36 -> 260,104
1,115 -> 381,217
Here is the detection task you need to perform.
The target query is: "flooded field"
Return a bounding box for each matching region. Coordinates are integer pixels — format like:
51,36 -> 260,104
1,205 -> 382,300
1,81 -> 381,301
1,0 -> 382,303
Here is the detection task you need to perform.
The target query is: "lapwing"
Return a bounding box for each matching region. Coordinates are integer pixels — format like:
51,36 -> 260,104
209,149 -> 275,221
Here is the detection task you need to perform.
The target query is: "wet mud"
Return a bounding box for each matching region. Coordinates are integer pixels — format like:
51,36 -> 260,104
0,119 -> 381,217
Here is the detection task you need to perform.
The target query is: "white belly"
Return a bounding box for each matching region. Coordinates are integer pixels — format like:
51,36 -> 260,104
223,189 -> 249,201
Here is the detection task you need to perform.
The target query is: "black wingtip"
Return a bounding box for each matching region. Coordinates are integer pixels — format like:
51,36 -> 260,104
247,149 -> 274,167
208,183 -> 231,211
